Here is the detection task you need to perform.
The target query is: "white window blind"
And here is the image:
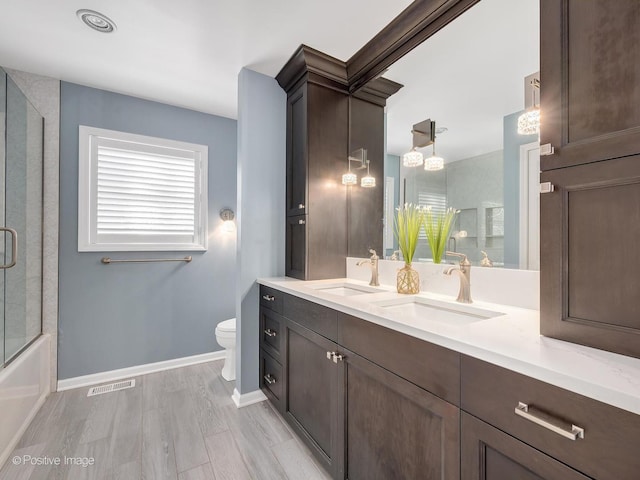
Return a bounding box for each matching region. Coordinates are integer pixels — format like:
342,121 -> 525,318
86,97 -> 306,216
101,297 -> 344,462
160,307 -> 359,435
78,126 -> 208,252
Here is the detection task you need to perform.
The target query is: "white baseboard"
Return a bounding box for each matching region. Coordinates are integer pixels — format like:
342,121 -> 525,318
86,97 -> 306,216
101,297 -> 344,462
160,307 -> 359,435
232,388 -> 267,408
57,350 -> 225,392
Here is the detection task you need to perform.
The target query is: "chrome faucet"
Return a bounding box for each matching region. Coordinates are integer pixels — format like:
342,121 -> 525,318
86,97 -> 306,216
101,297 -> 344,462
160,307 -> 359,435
444,251 -> 472,304
356,249 -> 380,286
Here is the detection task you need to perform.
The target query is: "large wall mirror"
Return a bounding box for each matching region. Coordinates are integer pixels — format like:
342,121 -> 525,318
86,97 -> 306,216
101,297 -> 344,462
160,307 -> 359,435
377,0 -> 539,270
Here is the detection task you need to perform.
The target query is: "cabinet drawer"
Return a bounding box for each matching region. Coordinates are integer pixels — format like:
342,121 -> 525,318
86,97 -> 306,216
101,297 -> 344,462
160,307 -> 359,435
260,285 -> 283,314
260,307 -> 283,362
461,356 -> 640,480
461,412 -> 590,480
338,313 -> 460,405
260,350 -> 283,409
284,295 -> 337,342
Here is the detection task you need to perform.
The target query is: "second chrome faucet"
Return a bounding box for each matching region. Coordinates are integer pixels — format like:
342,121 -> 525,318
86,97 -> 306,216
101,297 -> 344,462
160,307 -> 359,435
444,251 -> 472,303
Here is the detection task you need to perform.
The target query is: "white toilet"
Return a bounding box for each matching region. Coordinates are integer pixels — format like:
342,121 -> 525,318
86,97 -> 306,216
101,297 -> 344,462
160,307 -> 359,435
215,318 -> 236,381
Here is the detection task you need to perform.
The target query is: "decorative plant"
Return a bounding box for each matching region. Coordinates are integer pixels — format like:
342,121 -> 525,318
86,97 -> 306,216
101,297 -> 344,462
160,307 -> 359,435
423,206 -> 459,264
393,203 -> 423,265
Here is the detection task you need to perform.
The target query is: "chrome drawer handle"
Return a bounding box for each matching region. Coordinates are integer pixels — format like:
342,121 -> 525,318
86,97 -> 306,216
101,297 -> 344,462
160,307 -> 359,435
263,374 -> 276,385
262,294 -> 275,301
333,353 -> 345,363
298,219 -> 306,225
264,328 -> 277,338
298,203 -> 305,209
515,402 -> 585,441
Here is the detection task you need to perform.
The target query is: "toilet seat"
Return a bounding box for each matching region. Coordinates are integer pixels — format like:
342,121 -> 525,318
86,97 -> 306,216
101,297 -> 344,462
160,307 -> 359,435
216,318 -> 236,333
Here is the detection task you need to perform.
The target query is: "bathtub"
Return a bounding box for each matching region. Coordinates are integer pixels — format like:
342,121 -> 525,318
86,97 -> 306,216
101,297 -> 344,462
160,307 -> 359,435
0,335 -> 51,468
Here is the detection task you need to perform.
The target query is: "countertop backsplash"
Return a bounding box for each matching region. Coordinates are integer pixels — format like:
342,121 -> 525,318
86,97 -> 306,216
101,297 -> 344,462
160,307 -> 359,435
347,257 -> 539,310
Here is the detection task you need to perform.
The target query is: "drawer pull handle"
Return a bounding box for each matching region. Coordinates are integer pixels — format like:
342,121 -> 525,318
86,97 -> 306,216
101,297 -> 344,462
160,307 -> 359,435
326,351 -> 336,360
333,353 -> 345,363
264,374 -> 277,385
298,203 -> 305,209
298,219 -> 306,225
262,294 -> 275,301
515,402 -> 585,441
264,328 -> 277,338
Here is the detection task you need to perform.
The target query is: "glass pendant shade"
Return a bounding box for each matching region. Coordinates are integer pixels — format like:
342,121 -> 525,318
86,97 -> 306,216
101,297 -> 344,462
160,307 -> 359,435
518,107 -> 540,135
342,172 -> 357,186
424,155 -> 444,171
361,175 -> 375,188
402,148 -> 423,167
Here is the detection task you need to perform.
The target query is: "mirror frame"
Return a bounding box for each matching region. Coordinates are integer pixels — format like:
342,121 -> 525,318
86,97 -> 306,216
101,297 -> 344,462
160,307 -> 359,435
346,0 -> 480,92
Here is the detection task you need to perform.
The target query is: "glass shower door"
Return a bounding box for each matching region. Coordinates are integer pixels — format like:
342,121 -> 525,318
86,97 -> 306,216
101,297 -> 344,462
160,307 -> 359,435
0,68 -> 5,365
2,70 -> 43,364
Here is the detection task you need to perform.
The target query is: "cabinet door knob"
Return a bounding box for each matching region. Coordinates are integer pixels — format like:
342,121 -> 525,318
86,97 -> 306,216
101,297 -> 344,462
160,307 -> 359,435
326,351 -> 336,360
298,203 -> 305,209
262,294 -> 275,301
333,353 -> 345,363
514,402 -> 584,440
263,374 -> 277,385
298,219 -> 306,225
263,328 -> 277,338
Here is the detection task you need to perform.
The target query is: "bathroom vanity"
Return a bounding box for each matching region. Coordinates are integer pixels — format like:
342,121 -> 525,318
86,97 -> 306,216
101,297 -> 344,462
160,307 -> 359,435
257,276 -> 640,480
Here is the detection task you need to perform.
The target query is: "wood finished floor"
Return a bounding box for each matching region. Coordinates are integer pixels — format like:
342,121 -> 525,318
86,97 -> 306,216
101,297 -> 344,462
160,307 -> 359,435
0,361 -> 331,480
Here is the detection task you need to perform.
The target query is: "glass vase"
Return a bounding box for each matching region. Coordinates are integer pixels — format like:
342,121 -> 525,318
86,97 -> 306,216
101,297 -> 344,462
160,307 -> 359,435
397,264 -> 420,294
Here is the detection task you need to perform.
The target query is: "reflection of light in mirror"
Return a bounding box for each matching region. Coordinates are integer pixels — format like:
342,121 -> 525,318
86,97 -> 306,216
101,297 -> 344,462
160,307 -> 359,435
402,148 -> 424,167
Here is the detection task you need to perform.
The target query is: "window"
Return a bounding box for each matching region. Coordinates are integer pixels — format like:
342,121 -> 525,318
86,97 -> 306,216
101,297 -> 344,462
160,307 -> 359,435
78,126 -> 208,252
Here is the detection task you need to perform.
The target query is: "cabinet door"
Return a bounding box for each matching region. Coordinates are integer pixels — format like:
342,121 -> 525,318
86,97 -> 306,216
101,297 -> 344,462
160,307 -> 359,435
540,155 -> 640,359
286,84 -> 307,216
342,348 -> 459,480
286,215 -> 307,279
461,413 -> 591,480
285,319 -> 341,477
541,0 -> 640,171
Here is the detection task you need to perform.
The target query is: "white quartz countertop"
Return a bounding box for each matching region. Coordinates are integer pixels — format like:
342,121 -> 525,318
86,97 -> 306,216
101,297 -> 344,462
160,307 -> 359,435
257,277 -> 640,416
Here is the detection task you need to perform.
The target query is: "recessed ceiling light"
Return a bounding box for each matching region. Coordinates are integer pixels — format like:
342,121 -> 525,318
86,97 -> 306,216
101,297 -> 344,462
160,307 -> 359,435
76,9 -> 116,33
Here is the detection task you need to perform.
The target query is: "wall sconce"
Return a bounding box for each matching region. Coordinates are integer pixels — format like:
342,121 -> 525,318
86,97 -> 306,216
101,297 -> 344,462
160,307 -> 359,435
342,148 -> 375,187
219,208 -> 235,232
517,77 -> 540,135
402,119 -> 435,167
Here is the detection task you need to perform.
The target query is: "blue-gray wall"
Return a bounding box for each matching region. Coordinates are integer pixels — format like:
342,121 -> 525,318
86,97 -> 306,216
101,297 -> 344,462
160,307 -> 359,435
503,110 -> 538,269
235,68 -> 285,394
58,82 -> 237,380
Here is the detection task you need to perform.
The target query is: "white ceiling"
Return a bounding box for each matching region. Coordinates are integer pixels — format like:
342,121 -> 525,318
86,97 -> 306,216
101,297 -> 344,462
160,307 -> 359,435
0,0 -> 412,119
385,0 -> 539,162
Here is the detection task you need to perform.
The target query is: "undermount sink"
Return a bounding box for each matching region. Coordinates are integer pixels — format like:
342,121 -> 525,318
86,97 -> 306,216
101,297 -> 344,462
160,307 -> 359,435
371,297 -> 504,325
307,282 -> 384,297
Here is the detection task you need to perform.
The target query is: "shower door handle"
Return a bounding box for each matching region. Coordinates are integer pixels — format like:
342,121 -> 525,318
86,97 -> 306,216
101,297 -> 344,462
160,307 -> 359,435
0,227 -> 18,269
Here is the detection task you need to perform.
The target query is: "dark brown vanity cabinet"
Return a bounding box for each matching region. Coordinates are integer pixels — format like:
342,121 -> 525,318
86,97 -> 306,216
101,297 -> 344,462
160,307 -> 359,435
277,46 -> 350,280
259,288 -> 461,480
461,413 -> 590,480
284,319 -> 343,478
342,348 -> 460,480
462,356 -> 640,480
539,0 -> 640,359
540,156 -> 640,358
540,0 -> 640,172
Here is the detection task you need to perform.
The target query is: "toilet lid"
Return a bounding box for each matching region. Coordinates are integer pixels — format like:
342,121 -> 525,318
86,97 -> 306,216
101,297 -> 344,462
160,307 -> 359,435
217,318 -> 236,333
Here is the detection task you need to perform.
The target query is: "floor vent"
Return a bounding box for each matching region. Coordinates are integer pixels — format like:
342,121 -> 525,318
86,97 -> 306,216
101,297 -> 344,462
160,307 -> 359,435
87,379 -> 136,397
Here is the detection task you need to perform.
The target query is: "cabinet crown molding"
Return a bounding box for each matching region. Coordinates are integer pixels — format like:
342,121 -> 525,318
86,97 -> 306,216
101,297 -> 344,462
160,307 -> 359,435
276,44 -> 348,93
351,77 -> 403,107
